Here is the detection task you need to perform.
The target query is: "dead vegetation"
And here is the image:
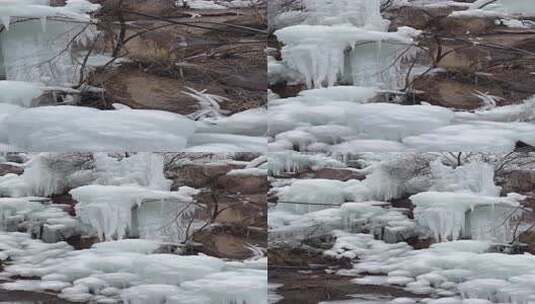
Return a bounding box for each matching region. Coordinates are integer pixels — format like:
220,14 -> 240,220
59,0 -> 267,114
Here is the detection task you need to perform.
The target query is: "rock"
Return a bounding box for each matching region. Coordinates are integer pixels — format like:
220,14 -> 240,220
0,164 -> 24,176
216,193 -> 266,226
97,67 -> 201,115
490,242 -> 529,254
196,191 -> 266,226
412,72 -> 534,110
386,5 -> 459,31
41,224 -> 78,243
66,235 -> 99,250
269,82 -> 306,98
4,215 -> 24,232
168,163 -> 238,189
519,229 -> 535,254
299,168 -> 366,181
193,225 -> 265,259
215,174 -> 269,194
438,15 -> 497,36
94,0 -> 176,18
413,74 -> 490,109
4,153 -> 27,163
50,193 -> 78,216
502,170 -> 535,193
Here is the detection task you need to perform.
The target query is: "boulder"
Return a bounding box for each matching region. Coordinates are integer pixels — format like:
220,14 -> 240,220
215,174 -> 269,194
502,170 -> 535,193
299,168 -> 366,181
168,163 -> 239,189
386,5 -> 459,31
193,224 -> 265,259
413,72 -> 534,110
0,164 -> 24,176
438,15 -> 497,36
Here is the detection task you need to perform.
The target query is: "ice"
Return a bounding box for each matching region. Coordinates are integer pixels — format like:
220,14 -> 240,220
185,133 -> 267,152
196,108 -> 267,137
269,98 -> 455,150
403,121 -> 535,152
267,151 -> 346,176
330,139 -> 408,153
301,0 -> 388,29
468,0 -> 535,15
276,179 -> 370,212
92,239 -> 162,255
429,160 -> 501,196
411,192 -> 523,242
0,231 -> 266,304
180,269 -> 268,304
325,230 -> 535,302
0,153 -> 94,197
228,167 -> 267,176
301,85 -> 379,103
269,0 -> 535,154
0,0 -> 99,23
92,153 -> 171,191
270,195 -> 416,243
272,0 -> 421,89
0,81 -> 43,107
275,25 -> 417,88
2,106 -> 197,151
0,1 -> 100,85
71,185 -> 199,241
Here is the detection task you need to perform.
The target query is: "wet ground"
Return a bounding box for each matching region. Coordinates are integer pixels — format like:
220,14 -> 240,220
269,268 -> 424,304
0,289 -> 74,304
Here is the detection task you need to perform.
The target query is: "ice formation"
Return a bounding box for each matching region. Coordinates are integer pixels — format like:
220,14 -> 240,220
429,160 -> 501,196
326,230 -> 535,304
411,192 -> 523,242
269,156 -> 422,243
2,106 -> 197,151
0,232 -> 267,304
0,153 -> 93,197
0,0 -> 100,84
0,81 -> 43,107
268,0 -> 535,153
0,153 -> 267,303
71,185 -> 199,241
0,1 -> 268,152
270,200 -> 417,244
274,0 -> 418,89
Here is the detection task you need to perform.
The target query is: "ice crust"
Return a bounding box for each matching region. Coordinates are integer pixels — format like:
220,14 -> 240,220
2,106 -> 197,151
0,153 -> 267,303
0,232 -> 267,304
326,230 -> 535,304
